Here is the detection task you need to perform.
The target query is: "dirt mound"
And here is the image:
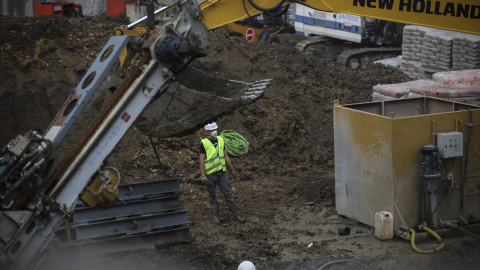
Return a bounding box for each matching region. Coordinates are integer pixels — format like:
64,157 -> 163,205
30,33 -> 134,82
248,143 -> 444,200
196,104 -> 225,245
0,14 -> 430,270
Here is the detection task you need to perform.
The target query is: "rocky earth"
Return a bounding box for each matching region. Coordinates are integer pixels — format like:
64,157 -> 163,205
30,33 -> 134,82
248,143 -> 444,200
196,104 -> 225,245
1,14 -> 479,270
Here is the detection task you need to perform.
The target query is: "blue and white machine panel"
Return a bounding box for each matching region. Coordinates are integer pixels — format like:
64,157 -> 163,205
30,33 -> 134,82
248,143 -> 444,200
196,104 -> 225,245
295,4 -> 363,43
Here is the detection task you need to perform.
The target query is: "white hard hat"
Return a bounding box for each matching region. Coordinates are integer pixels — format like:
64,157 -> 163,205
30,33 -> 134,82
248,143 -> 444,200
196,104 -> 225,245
204,122 -> 218,131
238,261 -> 256,270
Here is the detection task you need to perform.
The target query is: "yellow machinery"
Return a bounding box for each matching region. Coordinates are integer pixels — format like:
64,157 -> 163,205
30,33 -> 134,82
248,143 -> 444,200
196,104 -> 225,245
198,0 -> 480,36
119,1 -> 480,43
80,167 -> 121,208
334,97 -> 480,232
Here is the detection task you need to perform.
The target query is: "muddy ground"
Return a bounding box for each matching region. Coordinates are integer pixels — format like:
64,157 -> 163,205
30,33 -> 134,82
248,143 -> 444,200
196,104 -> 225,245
1,14 -> 479,270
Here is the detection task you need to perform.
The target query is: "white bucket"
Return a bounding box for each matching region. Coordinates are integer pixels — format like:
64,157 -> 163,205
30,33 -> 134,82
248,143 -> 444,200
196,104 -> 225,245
375,211 -> 394,240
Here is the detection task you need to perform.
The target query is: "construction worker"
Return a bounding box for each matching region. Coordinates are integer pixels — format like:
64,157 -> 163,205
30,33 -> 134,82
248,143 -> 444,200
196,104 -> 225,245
199,122 -> 245,224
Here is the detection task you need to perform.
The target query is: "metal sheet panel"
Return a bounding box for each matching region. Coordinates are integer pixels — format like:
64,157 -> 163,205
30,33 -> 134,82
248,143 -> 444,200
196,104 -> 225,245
75,227 -> 190,256
53,178 -> 190,259
72,196 -> 182,223
334,105 -> 393,227
74,209 -> 189,240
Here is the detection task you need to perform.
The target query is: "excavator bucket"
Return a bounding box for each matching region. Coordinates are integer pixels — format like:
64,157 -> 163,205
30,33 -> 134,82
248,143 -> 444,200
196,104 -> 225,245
109,6 -> 272,138
136,65 -> 271,138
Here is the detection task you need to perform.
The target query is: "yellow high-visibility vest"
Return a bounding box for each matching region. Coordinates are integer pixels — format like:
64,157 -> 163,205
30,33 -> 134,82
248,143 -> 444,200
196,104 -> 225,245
201,136 -> 226,175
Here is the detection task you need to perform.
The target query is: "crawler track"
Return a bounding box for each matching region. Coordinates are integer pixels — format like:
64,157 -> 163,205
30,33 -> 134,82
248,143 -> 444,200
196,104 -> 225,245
336,47 -> 401,70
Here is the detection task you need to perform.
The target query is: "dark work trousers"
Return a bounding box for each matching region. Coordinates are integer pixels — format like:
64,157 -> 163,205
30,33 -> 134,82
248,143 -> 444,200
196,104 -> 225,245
206,171 -> 234,203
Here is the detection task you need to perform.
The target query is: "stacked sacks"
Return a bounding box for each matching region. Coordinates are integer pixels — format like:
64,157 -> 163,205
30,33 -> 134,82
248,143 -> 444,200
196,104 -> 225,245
400,26 -> 480,79
373,81 -> 429,101
408,81 -> 480,105
372,69 -> 480,106
421,29 -> 455,72
400,25 -> 426,79
432,69 -> 480,86
410,69 -> 480,105
452,33 -> 480,70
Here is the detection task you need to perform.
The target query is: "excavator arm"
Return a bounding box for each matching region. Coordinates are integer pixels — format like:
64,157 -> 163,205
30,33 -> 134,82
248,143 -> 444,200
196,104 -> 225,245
0,1 -> 209,269
199,0 -> 480,36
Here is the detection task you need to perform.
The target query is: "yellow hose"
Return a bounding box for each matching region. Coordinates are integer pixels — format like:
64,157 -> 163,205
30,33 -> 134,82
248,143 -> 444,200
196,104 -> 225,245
409,227 -> 445,254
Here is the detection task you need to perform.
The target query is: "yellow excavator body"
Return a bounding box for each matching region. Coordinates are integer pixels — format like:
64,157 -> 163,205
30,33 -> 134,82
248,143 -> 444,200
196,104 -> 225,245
199,0 -> 480,36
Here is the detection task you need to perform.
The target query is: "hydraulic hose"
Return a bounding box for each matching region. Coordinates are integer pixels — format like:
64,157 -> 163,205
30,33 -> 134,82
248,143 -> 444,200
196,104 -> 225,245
220,130 -> 249,157
409,227 -> 445,254
247,0 -> 287,12
264,4 -> 290,23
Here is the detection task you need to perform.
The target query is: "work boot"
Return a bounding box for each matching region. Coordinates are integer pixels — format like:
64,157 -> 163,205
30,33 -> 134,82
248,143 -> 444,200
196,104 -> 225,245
227,201 -> 246,223
210,201 -> 220,224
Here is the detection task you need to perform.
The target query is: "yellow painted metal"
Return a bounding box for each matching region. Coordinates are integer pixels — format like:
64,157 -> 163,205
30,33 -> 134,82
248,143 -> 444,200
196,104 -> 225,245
114,27 -> 150,37
334,97 -> 480,230
112,5 -> 176,67
198,0 -> 480,35
334,0 -> 480,36
114,27 -> 149,67
199,0 -> 265,30
80,168 -> 120,208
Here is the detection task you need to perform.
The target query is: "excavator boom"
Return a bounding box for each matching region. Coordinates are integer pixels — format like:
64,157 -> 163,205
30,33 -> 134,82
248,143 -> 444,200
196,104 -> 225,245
199,0 -> 480,35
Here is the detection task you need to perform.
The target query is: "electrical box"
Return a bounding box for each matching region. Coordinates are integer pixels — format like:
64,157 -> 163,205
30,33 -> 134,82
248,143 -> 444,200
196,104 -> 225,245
437,131 -> 463,158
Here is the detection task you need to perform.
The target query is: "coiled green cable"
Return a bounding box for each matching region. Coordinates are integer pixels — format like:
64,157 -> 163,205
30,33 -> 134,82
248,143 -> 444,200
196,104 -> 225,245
220,130 -> 249,156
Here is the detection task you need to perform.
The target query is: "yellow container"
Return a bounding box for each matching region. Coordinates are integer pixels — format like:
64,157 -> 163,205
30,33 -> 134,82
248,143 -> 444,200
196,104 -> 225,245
334,97 -> 480,232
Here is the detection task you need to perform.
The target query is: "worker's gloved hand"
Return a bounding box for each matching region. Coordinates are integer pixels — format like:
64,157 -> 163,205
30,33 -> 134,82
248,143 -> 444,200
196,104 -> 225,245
201,175 -> 208,185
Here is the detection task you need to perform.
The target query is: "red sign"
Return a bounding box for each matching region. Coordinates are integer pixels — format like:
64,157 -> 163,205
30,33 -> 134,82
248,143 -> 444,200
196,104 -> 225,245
121,112 -> 131,123
246,28 -> 254,42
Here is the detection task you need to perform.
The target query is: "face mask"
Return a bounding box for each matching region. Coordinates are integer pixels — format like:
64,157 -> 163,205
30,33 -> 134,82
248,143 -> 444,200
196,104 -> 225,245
210,130 -> 217,137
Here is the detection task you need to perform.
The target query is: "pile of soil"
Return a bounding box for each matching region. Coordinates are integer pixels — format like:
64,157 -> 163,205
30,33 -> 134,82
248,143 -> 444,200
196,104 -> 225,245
2,14 -> 479,270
